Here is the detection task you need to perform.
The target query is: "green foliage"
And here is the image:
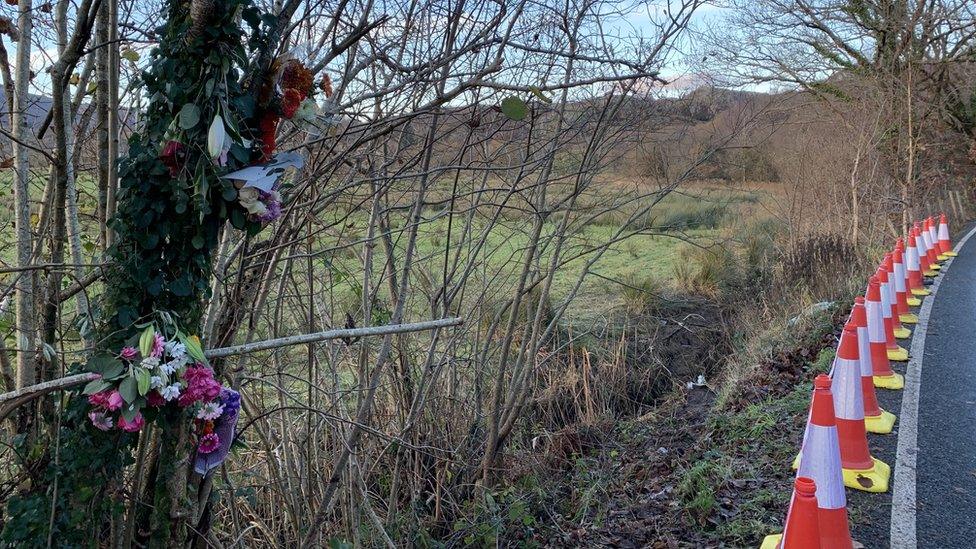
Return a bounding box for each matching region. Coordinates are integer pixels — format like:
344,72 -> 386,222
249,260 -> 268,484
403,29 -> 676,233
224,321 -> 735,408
618,272 -> 663,313
676,457 -> 728,524
3,0 -> 277,542
672,245 -> 741,297
501,96 -> 529,120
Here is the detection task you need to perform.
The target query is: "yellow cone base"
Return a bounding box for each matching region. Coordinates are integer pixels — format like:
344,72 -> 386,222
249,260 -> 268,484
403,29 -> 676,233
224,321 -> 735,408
842,457 -> 891,493
945,251 -> 958,257
923,269 -> 938,277
911,288 -> 930,297
864,409 -> 897,434
931,263 -> 942,271
937,254 -> 948,261
900,313 -> 919,324
887,347 -> 909,362
874,372 -> 905,390
760,534 -> 782,549
893,326 -> 911,339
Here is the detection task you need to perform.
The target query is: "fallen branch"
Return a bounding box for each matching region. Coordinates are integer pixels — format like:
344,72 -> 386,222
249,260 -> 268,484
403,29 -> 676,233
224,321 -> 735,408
0,373 -> 101,421
0,318 -> 464,419
205,317 -> 464,358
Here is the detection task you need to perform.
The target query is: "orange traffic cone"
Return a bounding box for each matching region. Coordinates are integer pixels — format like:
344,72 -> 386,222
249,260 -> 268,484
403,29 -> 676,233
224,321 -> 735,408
882,254 -> 911,340
866,276 -> 903,390
786,375 -> 855,549
906,230 -> 929,298
832,325 -> 890,492
925,217 -> 942,270
892,240 -> 918,323
852,298 -> 895,433
760,477 -> 822,549
877,263 -> 908,361
917,221 -> 938,277
939,213 -> 956,257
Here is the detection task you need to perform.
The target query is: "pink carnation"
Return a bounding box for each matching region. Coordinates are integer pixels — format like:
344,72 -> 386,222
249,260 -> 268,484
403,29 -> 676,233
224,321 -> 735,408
152,333 -> 166,358
178,365 -> 222,407
117,413 -> 145,433
89,390 -> 124,411
106,390 -> 124,411
120,347 -> 138,360
197,432 -> 220,454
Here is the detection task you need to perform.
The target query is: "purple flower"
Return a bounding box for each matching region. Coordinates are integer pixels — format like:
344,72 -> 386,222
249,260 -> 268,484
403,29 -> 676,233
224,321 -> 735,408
219,387 -> 241,415
88,411 -> 114,431
198,432 -> 220,454
120,347 -> 138,360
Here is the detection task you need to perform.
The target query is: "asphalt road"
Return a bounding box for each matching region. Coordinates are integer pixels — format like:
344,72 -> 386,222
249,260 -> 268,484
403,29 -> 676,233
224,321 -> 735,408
914,233 -> 976,547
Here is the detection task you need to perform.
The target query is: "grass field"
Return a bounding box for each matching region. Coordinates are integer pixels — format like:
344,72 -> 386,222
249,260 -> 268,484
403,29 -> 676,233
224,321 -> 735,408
1,175 -> 781,333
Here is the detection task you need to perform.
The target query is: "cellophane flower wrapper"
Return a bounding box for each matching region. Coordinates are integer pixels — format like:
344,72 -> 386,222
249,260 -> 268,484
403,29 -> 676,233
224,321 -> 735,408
193,388 -> 241,475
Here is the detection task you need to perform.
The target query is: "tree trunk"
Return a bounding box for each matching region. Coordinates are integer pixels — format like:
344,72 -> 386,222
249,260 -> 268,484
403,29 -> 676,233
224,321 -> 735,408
12,0 -> 36,394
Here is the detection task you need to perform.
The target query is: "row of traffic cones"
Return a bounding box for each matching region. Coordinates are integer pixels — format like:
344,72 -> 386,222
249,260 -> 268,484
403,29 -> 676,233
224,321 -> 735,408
762,213 -> 956,548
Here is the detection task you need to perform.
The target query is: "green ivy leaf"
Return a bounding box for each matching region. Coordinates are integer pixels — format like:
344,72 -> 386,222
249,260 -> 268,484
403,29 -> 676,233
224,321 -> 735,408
82,379 -> 112,395
179,103 -> 201,129
171,276 -> 192,296
120,404 -> 139,423
119,376 -> 139,404
500,96 -> 528,121
121,49 -> 140,63
191,235 -> 205,249
87,354 -> 118,375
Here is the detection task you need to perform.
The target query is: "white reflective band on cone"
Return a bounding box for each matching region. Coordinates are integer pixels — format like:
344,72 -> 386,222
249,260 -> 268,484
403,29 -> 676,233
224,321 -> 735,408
929,225 -> 937,243
939,223 -> 949,240
866,300 -> 885,343
856,326 -> 873,376
831,356 -> 864,420
894,262 -> 907,292
908,247 -> 920,270
880,281 -> 894,318
798,423 -> 846,510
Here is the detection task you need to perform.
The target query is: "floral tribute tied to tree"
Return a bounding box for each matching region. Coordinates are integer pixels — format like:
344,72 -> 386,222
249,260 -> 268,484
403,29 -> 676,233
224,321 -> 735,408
2,0 -> 327,545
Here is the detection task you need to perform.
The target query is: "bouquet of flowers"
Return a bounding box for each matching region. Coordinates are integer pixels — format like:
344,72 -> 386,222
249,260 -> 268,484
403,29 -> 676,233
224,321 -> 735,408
83,325 -> 240,465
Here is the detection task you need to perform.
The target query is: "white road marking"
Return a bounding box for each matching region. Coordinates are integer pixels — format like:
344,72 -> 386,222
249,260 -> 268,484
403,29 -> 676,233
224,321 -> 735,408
890,224 -> 976,549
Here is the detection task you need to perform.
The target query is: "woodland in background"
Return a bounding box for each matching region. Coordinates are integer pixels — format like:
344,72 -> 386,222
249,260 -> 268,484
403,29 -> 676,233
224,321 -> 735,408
0,0 -> 974,546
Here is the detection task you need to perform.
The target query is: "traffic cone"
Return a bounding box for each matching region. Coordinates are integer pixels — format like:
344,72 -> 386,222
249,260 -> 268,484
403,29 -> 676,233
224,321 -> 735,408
852,298 -> 896,434
892,240 -> 918,323
791,374 -> 855,549
877,263 -> 909,361
925,218 -> 941,270
882,255 -> 911,340
866,277 -> 904,389
917,221 -> 938,277
831,325 -> 890,492
906,230 -> 929,297
760,477 -> 823,549
939,212 -> 957,257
